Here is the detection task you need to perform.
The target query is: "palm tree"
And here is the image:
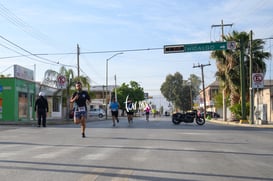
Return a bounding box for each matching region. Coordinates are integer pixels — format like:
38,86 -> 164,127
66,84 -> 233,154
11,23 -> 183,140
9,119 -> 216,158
42,66 -> 91,120
211,31 -> 271,119
60,66 -> 91,120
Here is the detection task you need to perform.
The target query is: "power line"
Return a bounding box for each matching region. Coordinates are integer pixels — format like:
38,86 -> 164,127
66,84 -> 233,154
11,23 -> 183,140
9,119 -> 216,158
0,42 -> 54,64
16,47 -> 164,56
0,35 -> 60,65
0,65 -> 13,74
0,2 -> 51,44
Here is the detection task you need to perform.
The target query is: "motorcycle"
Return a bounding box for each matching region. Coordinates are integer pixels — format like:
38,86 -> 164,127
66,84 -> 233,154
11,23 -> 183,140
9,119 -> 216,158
172,110 -> 205,125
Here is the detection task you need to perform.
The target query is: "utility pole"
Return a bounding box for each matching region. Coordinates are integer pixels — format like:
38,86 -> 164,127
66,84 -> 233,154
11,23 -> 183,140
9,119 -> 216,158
240,37 -> 247,122
249,30 -> 254,124
114,74 -> 117,101
193,63 -> 211,118
211,20 -> 233,121
77,44 -> 80,77
211,20 -> 233,40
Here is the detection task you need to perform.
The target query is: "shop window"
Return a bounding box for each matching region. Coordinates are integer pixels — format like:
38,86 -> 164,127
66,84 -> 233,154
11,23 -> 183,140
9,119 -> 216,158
18,92 -> 27,118
53,97 -> 60,112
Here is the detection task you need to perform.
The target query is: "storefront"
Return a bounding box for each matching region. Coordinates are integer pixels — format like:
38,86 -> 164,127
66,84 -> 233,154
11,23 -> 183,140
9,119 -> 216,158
37,84 -> 62,119
0,65 -> 67,121
0,78 -> 35,122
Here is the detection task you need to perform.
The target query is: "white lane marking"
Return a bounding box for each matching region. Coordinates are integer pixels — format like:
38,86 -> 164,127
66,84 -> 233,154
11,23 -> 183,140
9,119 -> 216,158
33,147 -> 79,159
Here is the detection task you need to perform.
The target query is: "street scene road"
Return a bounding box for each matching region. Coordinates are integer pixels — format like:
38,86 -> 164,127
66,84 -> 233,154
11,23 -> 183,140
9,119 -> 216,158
1,117 -> 273,181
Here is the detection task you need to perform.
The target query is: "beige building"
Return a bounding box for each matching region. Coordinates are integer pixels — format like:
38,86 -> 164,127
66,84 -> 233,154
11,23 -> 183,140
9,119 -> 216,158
199,80 -> 221,114
254,84 -> 273,124
90,85 -> 117,111
200,80 -> 273,123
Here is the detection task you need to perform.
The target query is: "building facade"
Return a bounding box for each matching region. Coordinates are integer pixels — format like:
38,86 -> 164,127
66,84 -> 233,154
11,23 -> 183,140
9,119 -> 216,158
200,80 -> 273,123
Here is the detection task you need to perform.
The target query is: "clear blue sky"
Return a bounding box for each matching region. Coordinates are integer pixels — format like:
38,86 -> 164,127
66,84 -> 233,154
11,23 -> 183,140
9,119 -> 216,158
0,0 -> 273,96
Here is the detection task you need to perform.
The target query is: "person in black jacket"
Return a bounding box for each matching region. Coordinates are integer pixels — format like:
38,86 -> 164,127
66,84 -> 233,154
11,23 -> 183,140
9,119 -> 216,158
34,92 -> 49,127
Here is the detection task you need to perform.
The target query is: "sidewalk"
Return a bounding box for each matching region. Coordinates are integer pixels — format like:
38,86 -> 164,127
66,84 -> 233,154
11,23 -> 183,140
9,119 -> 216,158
208,118 -> 273,128
0,118 -> 103,126
0,119 -> 72,126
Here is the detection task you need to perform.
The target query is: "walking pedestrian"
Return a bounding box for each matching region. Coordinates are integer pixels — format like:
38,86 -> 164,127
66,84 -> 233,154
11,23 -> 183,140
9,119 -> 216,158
34,92 -> 48,127
109,97 -> 119,127
144,103 -> 151,121
70,81 -> 90,138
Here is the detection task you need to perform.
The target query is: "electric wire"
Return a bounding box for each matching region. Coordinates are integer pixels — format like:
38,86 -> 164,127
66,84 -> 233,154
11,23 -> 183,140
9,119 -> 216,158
0,2 -> 51,44
0,42 -> 54,64
0,35 -> 76,68
0,35 -> 58,65
0,65 -> 13,74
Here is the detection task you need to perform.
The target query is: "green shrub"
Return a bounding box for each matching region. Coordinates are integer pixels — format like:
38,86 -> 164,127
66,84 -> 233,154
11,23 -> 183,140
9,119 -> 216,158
229,102 -> 250,120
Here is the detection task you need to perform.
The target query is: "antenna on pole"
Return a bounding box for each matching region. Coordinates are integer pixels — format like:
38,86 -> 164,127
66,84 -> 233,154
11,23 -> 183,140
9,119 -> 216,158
193,62 -> 211,119
211,19 -> 233,41
77,44 -> 80,77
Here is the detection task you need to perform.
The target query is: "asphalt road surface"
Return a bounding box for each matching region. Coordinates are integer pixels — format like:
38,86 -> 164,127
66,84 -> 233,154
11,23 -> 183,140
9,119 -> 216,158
0,116 -> 273,181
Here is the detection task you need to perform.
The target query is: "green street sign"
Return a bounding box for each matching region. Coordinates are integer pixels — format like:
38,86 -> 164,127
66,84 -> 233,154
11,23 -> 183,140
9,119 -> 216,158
164,41 -> 236,53
184,42 -> 227,52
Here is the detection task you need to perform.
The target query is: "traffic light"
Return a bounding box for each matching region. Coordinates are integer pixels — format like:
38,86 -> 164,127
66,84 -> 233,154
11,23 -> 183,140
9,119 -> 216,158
164,44 -> 184,54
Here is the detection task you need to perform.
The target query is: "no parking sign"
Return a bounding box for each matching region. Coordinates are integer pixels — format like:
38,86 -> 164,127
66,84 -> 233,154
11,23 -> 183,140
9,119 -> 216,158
57,75 -> 67,89
252,73 -> 264,88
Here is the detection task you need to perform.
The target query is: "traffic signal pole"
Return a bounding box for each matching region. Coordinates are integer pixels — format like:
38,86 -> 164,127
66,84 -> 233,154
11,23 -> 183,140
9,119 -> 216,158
240,37 -> 247,122
249,30 -> 254,124
211,20 -> 233,122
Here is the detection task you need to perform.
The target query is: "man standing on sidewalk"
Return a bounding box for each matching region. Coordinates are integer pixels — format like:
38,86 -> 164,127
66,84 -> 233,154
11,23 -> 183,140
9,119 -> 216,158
34,92 -> 48,127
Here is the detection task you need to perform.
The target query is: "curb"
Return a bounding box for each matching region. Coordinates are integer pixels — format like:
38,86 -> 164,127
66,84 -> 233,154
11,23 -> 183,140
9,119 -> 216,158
0,118 -> 103,126
208,119 -> 273,128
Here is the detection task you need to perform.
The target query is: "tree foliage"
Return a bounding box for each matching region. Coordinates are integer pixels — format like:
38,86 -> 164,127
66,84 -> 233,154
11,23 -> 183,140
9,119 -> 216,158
160,72 -> 183,104
188,74 -> 202,100
211,31 -> 271,106
116,81 -> 145,111
42,66 -> 91,120
160,72 -> 201,112
211,30 -> 271,119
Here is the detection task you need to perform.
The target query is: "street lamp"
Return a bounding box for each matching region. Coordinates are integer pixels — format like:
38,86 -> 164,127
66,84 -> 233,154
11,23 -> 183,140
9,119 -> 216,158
187,80 -> 193,110
106,52 -> 123,120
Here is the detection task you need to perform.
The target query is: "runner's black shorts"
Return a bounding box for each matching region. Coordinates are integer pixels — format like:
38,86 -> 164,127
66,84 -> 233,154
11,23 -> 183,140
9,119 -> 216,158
111,111 -> 118,117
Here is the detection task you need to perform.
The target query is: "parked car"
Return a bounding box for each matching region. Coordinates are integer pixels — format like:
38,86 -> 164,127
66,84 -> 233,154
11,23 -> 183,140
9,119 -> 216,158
89,108 -> 105,118
69,108 -> 106,119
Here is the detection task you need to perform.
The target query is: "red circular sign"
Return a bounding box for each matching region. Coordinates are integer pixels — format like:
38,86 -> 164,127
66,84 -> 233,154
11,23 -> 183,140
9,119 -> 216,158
253,73 -> 263,83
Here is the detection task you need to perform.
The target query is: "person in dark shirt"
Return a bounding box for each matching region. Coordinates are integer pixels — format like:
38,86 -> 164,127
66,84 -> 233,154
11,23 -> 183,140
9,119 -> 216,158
34,92 -> 49,127
70,81 -> 90,138
126,99 -> 134,125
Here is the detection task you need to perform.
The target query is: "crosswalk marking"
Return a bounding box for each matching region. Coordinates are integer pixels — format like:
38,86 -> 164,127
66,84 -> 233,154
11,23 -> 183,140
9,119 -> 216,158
82,146 -> 117,160
112,169 -> 134,181
0,152 -> 18,157
0,143 -> 154,163
79,168 -> 105,181
0,145 -> 53,158
131,148 -> 150,162
82,153 -> 107,160
33,147 -> 79,159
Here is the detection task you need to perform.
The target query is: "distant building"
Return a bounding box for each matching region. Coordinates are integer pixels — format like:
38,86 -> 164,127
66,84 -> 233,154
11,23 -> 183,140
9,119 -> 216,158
199,80 -> 221,114
200,80 -> 273,123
